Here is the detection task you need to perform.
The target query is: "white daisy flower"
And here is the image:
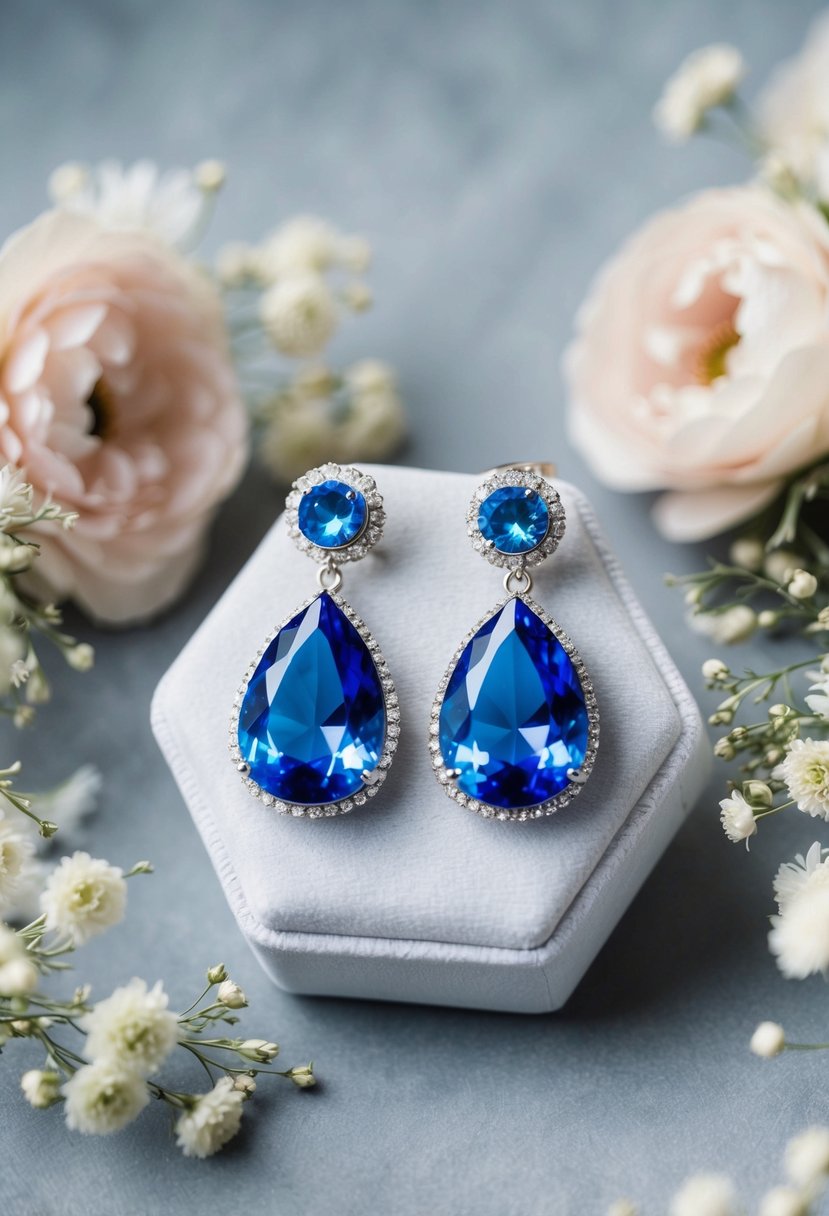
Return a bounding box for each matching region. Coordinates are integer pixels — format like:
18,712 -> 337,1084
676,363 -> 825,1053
51,159 -> 209,248
719,789 -> 757,846
260,216 -> 339,279
259,274 -> 338,358
40,851 -> 126,945
773,841 -> 828,910
174,1076 -> 245,1159
81,978 -> 179,1076
774,739 -> 829,819
654,44 -> 745,142
63,1060 -> 149,1135
785,1126 -> 829,1187
669,1172 -> 737,1216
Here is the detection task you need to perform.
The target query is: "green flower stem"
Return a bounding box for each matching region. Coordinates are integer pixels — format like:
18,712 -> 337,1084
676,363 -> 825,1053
177,982 -> 216,1020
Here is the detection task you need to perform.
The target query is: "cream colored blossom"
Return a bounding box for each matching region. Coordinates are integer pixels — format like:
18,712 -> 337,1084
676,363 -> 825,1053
765,551 -> 803,585
174,1076 -> 244,1158
758,1186 -> 809,1216
40,851 -> 126,945
774,739 -> 829,819
0,815 -> 36,913
339,359 -> 406,462
729,537 -> 764,570
785,1126 -> 829,1187
81,978 -> 179,1076
260,216 -> 339,278
260,274 -> 338,357
21,1068 -> 61,1108
217,979 -> 247,1009
769,843 -> 829,977
669,1172 -> 737,1216
702,659 -> 728,681
654,44 -> 745,141
773,842 -> 828,910
0,923 -> 38,995
788,569 -> 818,599
759,13 -> 829,199
63,1060 -> 149,1134
690,606 -> 757,646
52,159 -> 209,247
750,1021 -> 785,1058
719,789 -> 757,845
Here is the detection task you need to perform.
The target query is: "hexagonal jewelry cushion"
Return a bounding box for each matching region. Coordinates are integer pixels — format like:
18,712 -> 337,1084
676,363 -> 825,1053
152,465 -> 710,1013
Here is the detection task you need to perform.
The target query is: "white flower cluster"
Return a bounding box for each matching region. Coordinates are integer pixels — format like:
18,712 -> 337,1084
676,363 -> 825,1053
259,359 -> 406,484
768,842 -> 829,978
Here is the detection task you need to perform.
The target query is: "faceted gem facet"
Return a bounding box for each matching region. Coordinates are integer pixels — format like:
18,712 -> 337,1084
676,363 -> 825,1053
298,479 -> 367,549
438,597 -> 588,809
238,592 -> 385,805
477,486 -> 549,555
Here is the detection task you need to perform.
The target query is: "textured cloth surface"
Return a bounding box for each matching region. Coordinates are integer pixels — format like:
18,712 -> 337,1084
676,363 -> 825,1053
1,1 -> 828,1213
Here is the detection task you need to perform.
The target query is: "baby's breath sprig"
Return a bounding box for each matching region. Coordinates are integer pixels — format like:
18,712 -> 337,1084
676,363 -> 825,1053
1,863 -> 315,1157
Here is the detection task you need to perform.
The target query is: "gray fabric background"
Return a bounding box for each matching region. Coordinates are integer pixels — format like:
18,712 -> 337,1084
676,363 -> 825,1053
1,1 -> 827,1213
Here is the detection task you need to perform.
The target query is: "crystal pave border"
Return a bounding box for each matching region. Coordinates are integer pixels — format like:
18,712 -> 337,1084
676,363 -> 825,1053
285,463 -> 385,564
429,594 -> 600,823
228,590 -> 399,818
468,467 -> 566,571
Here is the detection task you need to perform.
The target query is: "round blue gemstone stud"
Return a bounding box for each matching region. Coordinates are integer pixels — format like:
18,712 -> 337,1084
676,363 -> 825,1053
298,479 -> 368,549
477,486 -> 549,555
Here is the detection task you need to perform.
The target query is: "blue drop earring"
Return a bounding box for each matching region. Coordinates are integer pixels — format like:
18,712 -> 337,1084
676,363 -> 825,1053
230,463 -> 399,818
429,465 -> 599,822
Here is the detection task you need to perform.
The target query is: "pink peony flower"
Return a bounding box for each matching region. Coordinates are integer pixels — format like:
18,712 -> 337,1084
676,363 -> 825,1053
0,209 -> 248,623
565,187 -> 829,541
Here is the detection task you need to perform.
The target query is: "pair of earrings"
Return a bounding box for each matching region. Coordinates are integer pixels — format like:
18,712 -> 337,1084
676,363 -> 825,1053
229,462 -> 599,823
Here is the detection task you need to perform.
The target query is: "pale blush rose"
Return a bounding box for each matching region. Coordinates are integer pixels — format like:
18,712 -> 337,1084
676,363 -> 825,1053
565,187 -> 829,541
0,209 -> 248,624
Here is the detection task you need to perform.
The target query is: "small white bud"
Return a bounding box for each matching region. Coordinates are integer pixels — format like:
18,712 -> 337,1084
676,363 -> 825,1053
758,1185 -> 808,1216
217,980 -> 247,1009
729,538 -> 764,571
743,780 -> 773,809
194,159 -> 226,192
20,1068 -> 62,1108
788,569 -> 818,600
758,609 -> 779,629
702,659 -> 728,681
288,1063 -> 316,1088
238,1038 -> 279,1063
207,963 -> 228,985
750,1021 -> 785,1058
48,162 -> 88,201
65,643 -> 95,672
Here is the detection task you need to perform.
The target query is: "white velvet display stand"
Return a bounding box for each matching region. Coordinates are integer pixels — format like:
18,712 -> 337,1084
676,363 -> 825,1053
151,465 -> 711,1013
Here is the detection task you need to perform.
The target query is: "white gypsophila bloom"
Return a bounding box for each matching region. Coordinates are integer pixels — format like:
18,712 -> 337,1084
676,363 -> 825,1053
765,551 -> 803,585
40,851 -> 126,945
785,1126 -> 829,1188
174,1076 -> 245,1159
81,978 -> 179,1076
259,274 -> 338,358
758,1185 -> 810,1216
0,815 -> 36,914
718,789 -> 757,846
63,1060 -> 149,1135
788,569 -> 818,599
51,159 -> 209,248
669,1172 -> 737,1216
0,466 -> 33,528
750,1021 -> 785,1058
20,1068 -> 61,1109
0,922 -> 38,995
773,841 -> 828,910
2,856 -> 51,926
654,44 -> 745,142
690,605 -> 757,645
215,241 -> 262,288
260,401 -> 341,485
65,643 -> 94,673
31,765 -> 101,838
729,537 -> 765,571
339,361 -> 406,463
259,216 -> 339,279
702,658 -> 728,681
774,739 -> 829,820
769,863 -> 829,979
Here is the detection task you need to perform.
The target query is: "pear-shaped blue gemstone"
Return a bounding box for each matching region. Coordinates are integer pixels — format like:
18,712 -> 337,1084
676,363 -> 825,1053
238,592 -> 386,805
438,597 -> 588,809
